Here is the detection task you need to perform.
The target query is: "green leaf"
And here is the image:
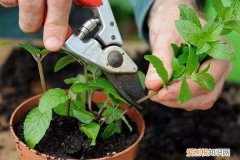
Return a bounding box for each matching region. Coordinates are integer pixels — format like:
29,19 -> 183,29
179,4 -> 201,27
89,78 -> 128,104
172,58 -> 185,79
185,46 -> 200,75
211,0 -> 225,19
178,77 -> 191,103
40,49 -> 50,55
138,71 -> 146,90
17,43 -> 41,55
70,82 -> 97,94
24,107 -> 52,148
191,64 -> 215,90
87,64 -> 102,78
196,43 -> 211,55
202,21 -> 224,41
207,41 -> 234,60
39,88 -> 70,113
54,55 -> 78,72
53,100 -> 85,117
103,107 -> 122,124
175,20 -> 202,46
144,55 -> 168,88
100,121 -> 122,140
178,45 -> 189,65
73,109 -> 95,124
120,115 -> 133,132
80,123 -> 100,146
171,44 -> 180,57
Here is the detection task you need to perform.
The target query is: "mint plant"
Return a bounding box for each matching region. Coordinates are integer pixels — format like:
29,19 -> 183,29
22,49 -> 135,148
145,0 -> 239,103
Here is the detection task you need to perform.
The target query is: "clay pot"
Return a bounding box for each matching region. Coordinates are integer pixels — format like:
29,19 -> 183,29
10,91 -> 145,160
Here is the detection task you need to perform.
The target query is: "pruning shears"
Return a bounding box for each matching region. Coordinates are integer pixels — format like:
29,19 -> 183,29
64,0 -> 145,109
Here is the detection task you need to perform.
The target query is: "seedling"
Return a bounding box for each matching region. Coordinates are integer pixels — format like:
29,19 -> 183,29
145,0 -> 239,103
17,48 -> 141,148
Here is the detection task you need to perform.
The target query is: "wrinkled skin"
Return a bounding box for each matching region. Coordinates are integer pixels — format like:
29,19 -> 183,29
0,0 -> 232,111
146,0 -> 232,111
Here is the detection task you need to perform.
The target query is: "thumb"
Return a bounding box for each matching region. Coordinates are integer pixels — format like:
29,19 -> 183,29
145,39 -> 174,91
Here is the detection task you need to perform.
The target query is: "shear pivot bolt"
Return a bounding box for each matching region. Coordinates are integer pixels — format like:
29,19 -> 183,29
108,51 -> 123,68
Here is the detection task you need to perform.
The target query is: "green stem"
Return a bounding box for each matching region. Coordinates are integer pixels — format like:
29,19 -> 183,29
37,59 -> 47,92
83,62 -> 88,106
137,91 -> 158,104
66,99 -> 71,119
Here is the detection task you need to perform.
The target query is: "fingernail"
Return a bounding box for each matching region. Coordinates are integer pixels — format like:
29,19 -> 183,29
162,93 -> 176,101
45,37 -> 60,51
147,73 -> 160,81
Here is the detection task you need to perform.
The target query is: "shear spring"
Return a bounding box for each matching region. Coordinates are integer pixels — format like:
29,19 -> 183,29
78,18 -> 100,39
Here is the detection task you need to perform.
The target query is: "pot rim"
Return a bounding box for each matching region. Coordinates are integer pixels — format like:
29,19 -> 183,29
9,92 -> 145,160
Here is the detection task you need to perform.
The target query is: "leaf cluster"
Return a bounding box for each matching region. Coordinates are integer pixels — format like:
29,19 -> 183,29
145,0 -> 238,103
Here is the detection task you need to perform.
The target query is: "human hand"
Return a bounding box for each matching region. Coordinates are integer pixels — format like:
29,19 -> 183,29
146,0 -> 232,111
0,0 -> 73,51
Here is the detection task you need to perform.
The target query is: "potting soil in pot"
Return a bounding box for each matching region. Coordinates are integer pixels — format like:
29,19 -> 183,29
14,112 -> 139,159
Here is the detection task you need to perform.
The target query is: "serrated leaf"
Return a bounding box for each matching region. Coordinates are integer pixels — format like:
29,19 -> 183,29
39,88 -> 70,113
178,77 -> 191,103
212,0 -> 225,19
144,55 -> 168,88
172,58 -> 185,79
54,55 -> 78,72
80,123 -> 100,146
89,78 -> 128,104
207,41 -> 234,60
138,71 -> 146,90
178,45 -> 189,65
185,46 -> 200,75
87,65 -> 102,78
193,72 -> 215,91
17,43 -> 42,55
179,4 -> 201,27
202,21 -> 224,41
175,20 -> 202,46
53,100 -> 85,117
73,109 -> 95,124
100,121 -> 122,140
24,107 -> 52,148
103,107 -> 122,124
196,43 -> 211,55
70,82 -> 97,94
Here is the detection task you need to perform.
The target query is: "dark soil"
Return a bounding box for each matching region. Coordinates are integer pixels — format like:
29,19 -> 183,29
1,48 -> 240,160
14,113 -> 139,159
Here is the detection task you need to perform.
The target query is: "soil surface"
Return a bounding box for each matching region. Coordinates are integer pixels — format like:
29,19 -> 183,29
14,113 -> 138,159
1,48 -> 240,160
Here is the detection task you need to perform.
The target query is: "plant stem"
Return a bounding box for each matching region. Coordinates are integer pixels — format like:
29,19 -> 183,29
66,99 -> 71,119
36,59 -> 47,92
96,106 -> 106,121
88,91 -> 93,112
137,91 -> 158,104
83,62 -> 88,105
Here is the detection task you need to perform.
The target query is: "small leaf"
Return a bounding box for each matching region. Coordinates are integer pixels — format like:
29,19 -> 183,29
144,55 -> 168,88
178,77 -> 191,103
70,82 -> 97,94
80,123 -> 100,146
212,0 -> 225,19
100,121 -> 122,140
202,21 -> 224,41
179,4 -> 201,27
53,100 -> 85,117
54,55 -> 78,72
171,44 -> 180,57
87,64 -> 102,78
175,20 -> 202,46
120,115 -> 133,132
89,78 -> 128,104
103,107 -> 123,124
17,43 -> 41,55
196,43 -> 211,55
138,71 -> 146,90
207,41 -> 234,60
73,109 -> 95,124
185,46 -> 200,75
39,88 -> 70,113
24,107 -> 52,148
178,45 -> 189,65
172,58 -> 185,79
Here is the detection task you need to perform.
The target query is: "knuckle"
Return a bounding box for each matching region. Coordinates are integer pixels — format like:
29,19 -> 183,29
0,0 -> 17,7
19,21 -> 40,33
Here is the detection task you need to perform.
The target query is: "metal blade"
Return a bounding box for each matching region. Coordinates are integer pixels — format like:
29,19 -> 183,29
104,72 -> 145,109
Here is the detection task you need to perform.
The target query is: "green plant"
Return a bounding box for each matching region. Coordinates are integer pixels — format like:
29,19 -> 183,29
145,0 -> 239,103
17,47 -> 143,148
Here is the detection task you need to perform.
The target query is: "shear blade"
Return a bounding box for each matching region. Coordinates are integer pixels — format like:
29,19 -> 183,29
104,72 -> 145,109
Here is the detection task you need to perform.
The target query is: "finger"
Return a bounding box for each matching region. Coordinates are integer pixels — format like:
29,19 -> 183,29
43,0 -> 72,51
0,0 -> 17,7
158,59 -> 231,101
19,0 -> 45,33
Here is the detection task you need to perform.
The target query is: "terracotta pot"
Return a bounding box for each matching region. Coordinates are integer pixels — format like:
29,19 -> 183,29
10,91 -> 145,160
